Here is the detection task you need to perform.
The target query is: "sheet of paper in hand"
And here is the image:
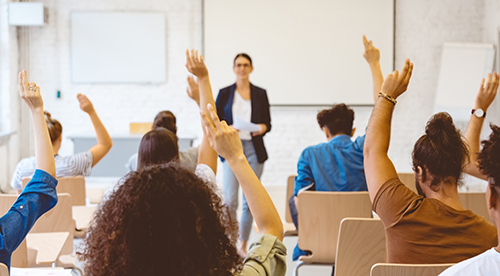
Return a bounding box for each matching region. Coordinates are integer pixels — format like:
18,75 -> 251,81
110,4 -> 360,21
233,116 -> 261,132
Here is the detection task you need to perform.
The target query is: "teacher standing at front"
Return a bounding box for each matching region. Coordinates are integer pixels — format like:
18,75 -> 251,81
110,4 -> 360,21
216,53 -> 271,256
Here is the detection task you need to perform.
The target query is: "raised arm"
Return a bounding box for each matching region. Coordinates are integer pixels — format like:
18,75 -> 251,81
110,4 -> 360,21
363,35 -> 384,103
186,76 -> 200,107
201,104 -> 283,240
464,73 -> 499,180
364,59 -> 413,202
185,49 -> 218,173
18,70 -> 55,176
77,94 -> 113,167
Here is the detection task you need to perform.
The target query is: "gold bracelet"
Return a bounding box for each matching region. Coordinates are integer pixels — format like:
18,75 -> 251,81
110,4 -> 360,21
378,92 -> 397,105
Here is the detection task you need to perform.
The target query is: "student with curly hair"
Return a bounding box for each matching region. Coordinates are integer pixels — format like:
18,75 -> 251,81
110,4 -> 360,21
440,72 -> 500,275
290,36 -> 381,261
81,50 -> 286,276
364,59 -> 497,264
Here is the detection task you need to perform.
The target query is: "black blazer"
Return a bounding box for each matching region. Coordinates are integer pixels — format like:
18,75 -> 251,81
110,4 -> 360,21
216,83 -> 271,163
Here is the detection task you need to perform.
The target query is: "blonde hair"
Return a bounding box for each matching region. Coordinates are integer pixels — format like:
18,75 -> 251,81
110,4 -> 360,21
44,111 -> 62,143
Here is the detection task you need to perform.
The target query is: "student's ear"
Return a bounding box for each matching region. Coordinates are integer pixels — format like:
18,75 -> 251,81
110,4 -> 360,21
415,166 -> 426,183
57,134 -> 63,143
322,127 -> 330,139
350,128 -> 356,137
487,181 -> 498,210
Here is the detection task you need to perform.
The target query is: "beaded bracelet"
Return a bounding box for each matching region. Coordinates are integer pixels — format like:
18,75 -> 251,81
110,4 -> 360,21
378,92 -> 397,105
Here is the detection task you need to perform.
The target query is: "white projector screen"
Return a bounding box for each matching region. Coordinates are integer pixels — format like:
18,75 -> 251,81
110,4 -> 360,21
71,12 -> 166,83
204,0 -> 394,105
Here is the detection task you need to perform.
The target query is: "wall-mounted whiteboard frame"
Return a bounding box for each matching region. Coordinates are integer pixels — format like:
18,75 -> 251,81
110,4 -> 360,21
435,43 -> 496,121
71,12 -> 166,84
203,0 -> 394,106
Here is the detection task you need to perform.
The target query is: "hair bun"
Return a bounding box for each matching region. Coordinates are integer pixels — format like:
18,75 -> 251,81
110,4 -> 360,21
44,111 -> 54,124
425,112 -> 456,140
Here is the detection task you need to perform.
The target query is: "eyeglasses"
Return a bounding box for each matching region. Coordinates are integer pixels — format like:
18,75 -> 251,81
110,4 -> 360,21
235,63 -> 252,68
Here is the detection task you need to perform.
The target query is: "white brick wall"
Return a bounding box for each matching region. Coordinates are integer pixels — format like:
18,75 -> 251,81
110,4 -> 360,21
1,0 -> 498,190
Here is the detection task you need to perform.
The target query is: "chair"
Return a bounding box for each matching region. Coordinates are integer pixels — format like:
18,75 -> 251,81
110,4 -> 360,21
22,176 -> 86,206
30,193 -> 75,264
294,191 -> 372,275
398,172 -> 417,193
0,194 -> 72,268
284,175 -> 297,237
458,192 -> 492,223
0,263 -> 7,276
334,218 -> 386,276
371,263 -> 454,276
129,122 -> 152,134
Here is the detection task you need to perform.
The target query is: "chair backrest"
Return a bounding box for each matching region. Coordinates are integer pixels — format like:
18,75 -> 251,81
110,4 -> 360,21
298,191 -> 372,263
31,193 -> 75,255
285,175 -> 296,223
398,173 -> 417,193
371,263 -> 454,276
23,176 -> 86,206
458,192 -> 491,223
0,194 -> 29,267
130,122 -> 152,134
334,218 -> 386,276
0,263 -> 8,276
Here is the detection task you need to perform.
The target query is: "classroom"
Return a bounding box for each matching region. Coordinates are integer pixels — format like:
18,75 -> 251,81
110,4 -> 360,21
0,0 -> 499,275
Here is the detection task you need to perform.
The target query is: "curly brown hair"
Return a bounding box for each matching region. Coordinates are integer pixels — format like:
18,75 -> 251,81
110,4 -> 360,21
478,124 -> 500,187
81,163 -> 242,276
316,104 -> 354,136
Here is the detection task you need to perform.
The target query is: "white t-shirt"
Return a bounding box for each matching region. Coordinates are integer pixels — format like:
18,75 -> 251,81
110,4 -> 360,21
194,163 -> 216,185
125,146 -> 200,173
439,248 -> 500,276
232,91 -> 252,140
11,151 -> 94,191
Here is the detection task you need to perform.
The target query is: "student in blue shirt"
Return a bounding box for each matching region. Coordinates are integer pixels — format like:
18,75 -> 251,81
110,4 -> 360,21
290,36 -> 384,261
0,70 -> 58,269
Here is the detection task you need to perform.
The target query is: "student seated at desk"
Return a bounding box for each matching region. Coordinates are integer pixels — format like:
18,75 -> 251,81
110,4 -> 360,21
10,93 -> 112,192
364,59 -> 497,264
81,50 -> 285,276
0,71 -> 59,270
440,72 -> 500,276
290,36 -> 381,261
125,108 -> 199,172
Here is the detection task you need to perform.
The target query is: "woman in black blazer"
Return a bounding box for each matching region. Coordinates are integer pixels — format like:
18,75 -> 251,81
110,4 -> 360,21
215,53 -> 271,256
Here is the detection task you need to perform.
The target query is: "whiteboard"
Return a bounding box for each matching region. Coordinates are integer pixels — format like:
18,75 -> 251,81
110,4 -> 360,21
71,12 -> 166,83
204,0 -> 394,105
435,43 -> 495,121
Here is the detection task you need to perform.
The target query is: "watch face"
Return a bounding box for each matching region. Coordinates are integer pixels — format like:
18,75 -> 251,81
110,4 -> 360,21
475,109 -> 484,117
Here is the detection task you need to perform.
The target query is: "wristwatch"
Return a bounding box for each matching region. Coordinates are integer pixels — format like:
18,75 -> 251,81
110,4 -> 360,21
472,108 -> 486,118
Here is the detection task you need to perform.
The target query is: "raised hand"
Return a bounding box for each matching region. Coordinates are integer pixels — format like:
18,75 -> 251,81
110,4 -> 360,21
200,103 -> 244,162
18,70 -> 43,111
475,72 -> 499,111
187,76 -> 200,106
185,49 -> 209,79
77,93 -> 95,114
363,35 -> 380,64
380,59 -> 413,99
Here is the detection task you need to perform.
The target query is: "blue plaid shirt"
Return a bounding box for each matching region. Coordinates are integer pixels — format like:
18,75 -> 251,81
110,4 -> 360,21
0,169 -> 58,269
294,134 -> 367,196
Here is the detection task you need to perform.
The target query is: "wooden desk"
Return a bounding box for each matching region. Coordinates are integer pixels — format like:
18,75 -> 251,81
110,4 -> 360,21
69,135 -> 194,177
27,232 -> 70,265
72,206 -> 97,230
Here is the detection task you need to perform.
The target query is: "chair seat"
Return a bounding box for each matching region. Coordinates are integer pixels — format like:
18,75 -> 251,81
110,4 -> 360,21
284,223 -> 297,237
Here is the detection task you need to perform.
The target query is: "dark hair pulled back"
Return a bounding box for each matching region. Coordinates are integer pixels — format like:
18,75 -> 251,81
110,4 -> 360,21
233,53 -> 252,66
316,104 -> 355,136
412,112 -> 469,188
44,111 -> 62,143
153,111 -> 177,134
137,128 -> 179,170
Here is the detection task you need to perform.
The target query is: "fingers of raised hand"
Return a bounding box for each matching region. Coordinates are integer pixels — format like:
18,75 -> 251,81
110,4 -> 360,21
207,103 -> 223,130
363,35 -> 368,48
200,110 -> 216,135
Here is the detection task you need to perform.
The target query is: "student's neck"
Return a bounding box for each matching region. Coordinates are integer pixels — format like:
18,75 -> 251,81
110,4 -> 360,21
426,183 -> 465,211
326,133 -> 346,142
236,79 -> 250,90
